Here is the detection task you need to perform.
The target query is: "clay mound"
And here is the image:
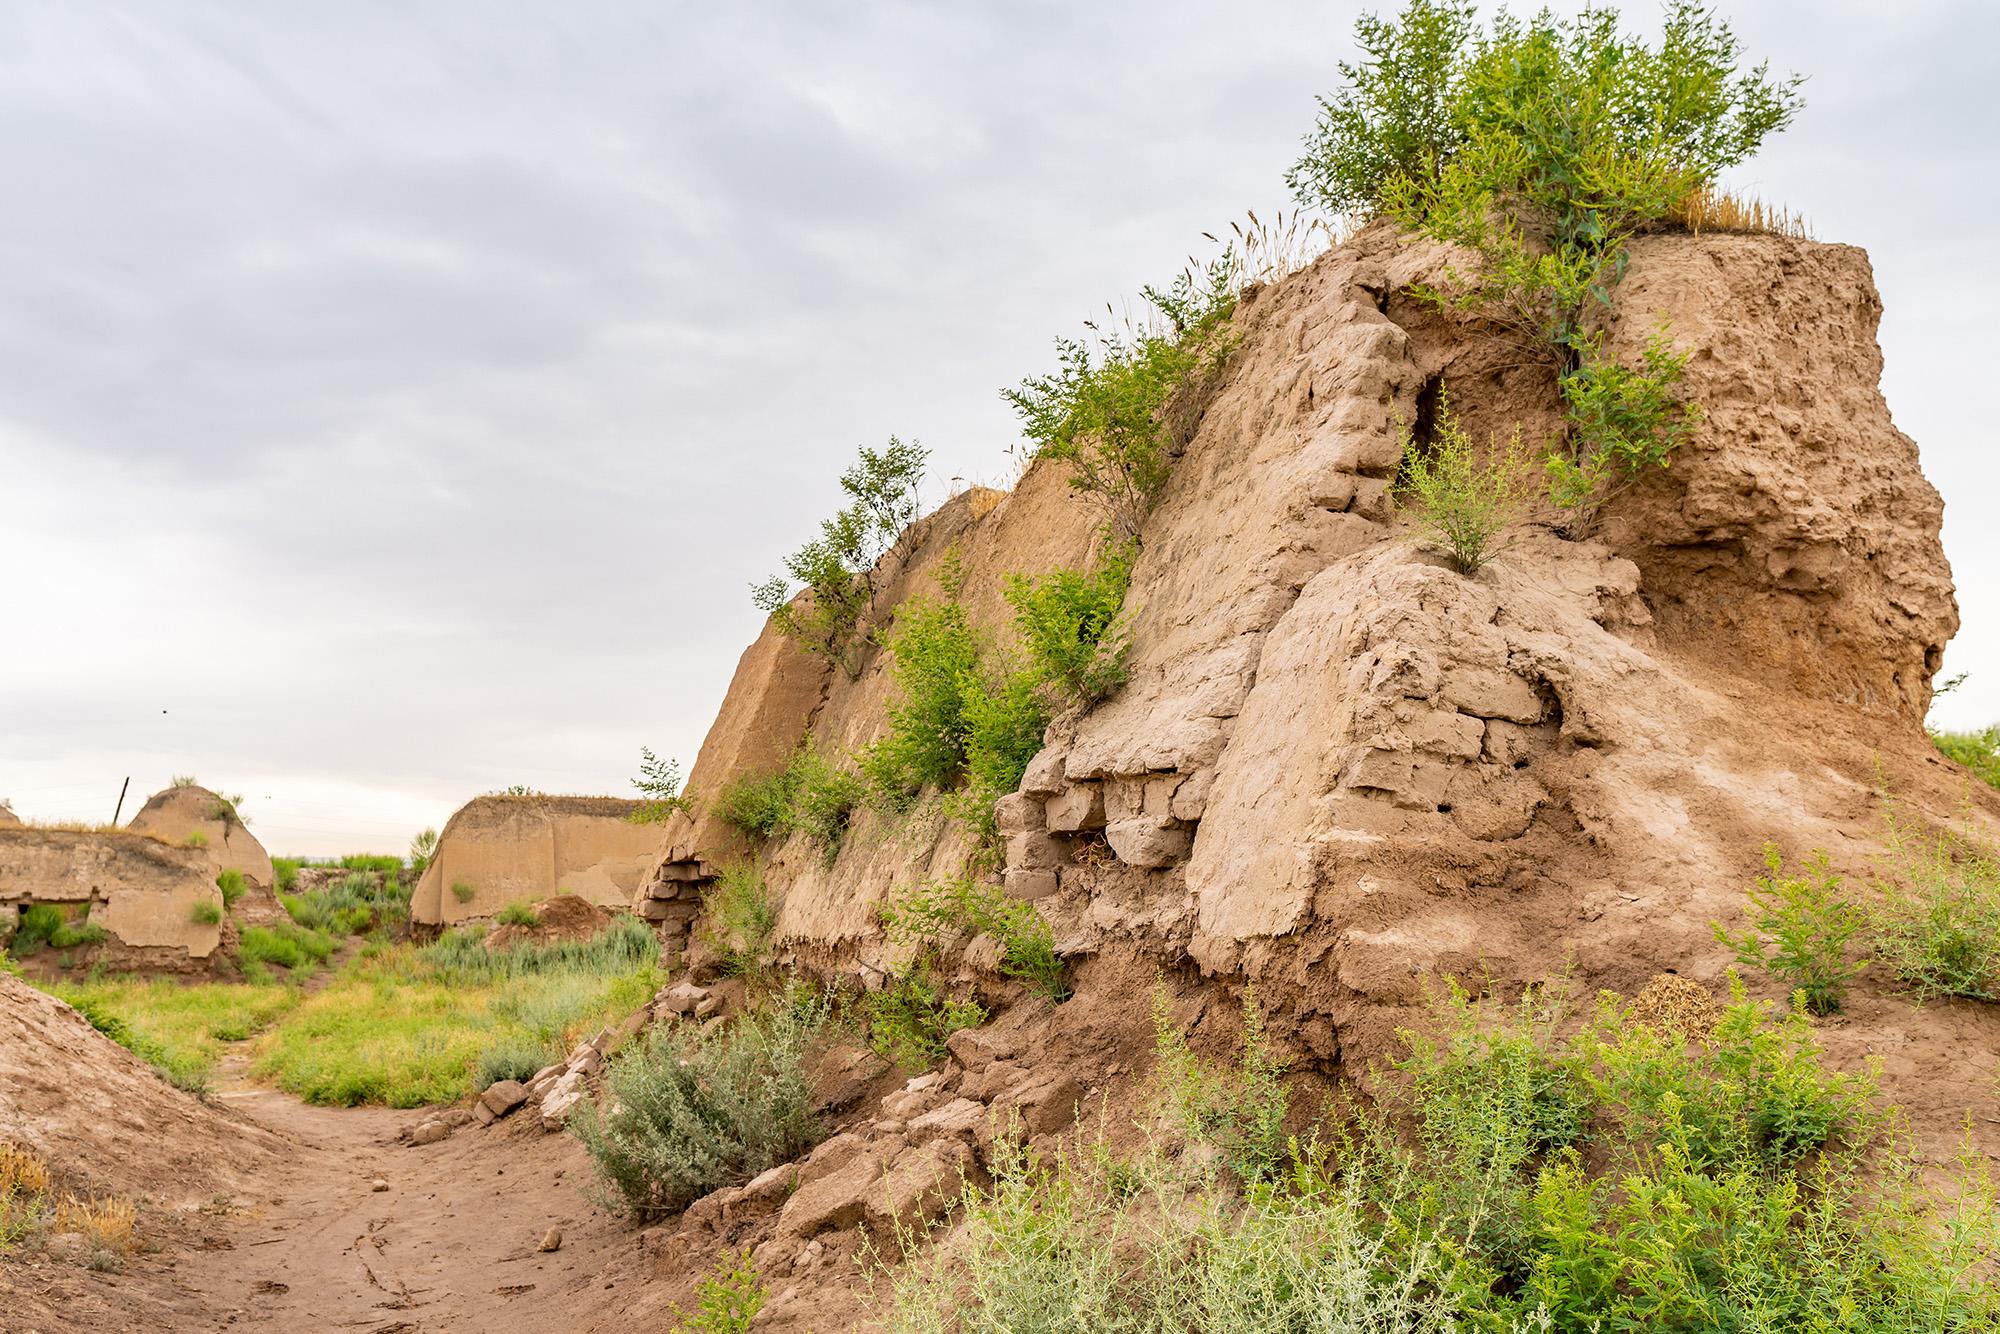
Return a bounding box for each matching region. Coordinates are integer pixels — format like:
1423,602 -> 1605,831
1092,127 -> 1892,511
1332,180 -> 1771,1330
482,893 -> 615,949
127,782 -> 276,890
0,801 -> 20,827
0,972 -> 282,1204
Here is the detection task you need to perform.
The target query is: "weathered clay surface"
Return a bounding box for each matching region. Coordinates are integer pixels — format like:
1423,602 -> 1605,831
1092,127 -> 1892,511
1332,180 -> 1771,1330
0,827 -> 224,960
410,794 -> 662,925
127,782 -> 276,889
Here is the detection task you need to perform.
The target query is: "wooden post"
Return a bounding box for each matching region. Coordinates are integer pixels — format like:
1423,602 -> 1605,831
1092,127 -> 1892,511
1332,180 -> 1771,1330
111,776 -> 130,827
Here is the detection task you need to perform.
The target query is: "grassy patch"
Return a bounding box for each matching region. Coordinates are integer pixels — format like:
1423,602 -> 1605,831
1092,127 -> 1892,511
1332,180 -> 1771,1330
884,972 -> 1993,1331
714,740 -> 866,859
239,922 -> 339,977
281,869 -> 409,936
252,920 -> 659,1107
50,975 -> 301,1095
496,901 -> 541,928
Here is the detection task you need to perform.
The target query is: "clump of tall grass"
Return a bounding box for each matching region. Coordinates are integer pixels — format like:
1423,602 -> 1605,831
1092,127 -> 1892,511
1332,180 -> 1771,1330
418,914 -> 659,983
1669,183 -> 1812,239
281,869 -> 408,937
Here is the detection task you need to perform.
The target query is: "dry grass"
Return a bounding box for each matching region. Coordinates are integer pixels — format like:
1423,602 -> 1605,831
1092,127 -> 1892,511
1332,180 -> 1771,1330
10,818 -> 173,844
1205,206 -> 1347,293
55,1194 -> 137,1254
1,1142 -> 51,1199
1670,185 -> 1812,239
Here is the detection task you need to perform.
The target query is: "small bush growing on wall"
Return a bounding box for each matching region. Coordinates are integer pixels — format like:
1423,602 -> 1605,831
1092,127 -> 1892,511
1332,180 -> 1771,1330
1006,261 -> 1239,543
1392,391 -> 1533,574
753,437 -> 928,673
1003,541 -> 1135,704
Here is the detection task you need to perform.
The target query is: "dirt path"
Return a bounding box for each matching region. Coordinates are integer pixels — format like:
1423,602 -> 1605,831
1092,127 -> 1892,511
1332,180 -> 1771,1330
164,1088 -> 667,1332
9,948 -> 690,1334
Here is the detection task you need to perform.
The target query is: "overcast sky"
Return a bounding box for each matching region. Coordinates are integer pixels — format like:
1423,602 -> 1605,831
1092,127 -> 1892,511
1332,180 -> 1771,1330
3,1 -> 1995,856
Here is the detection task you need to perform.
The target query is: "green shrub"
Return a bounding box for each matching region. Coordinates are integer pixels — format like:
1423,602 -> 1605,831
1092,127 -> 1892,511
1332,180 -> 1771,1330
496,902 -> 541,928
1283,0 -> 1476,217
671,1250 -> 764,1334
863,960 -> 986,1072
753,436 -> 928,671
189,901 -> 222,927
17,905 -> 110,953
570,996 -> 829,1221
890,971 -> 1997,1332
861,578 -> 985,803
271,857 -> 300,893
451,880 -> 477,904
704,864 -> 777,975
215,869 -> 245,910
239,923 -> 338,974
9,904 -> 66,955
1295,2 -> 1801,520
1712,843 -> 1867,1014
1003,541 -> 1134,705
629,747 -> 692,824
1149,984 -> 1288,1185
184,831 -> 209,849
712,770 -> 790,840
716,742 -> 866,858
883,878 -> 1067,1002
1393,391 -> 1534,573
1870,817 -> 2000,1002
1005,261 -> 1237,542
1931,724 -> 2000,790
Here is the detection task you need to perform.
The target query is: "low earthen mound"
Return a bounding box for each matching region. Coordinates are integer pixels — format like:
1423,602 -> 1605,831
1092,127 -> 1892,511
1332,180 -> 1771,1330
411,794 -> 662,926
0,973 -> 282,1204
127,781 -> 276,891
482,893 -> 615,949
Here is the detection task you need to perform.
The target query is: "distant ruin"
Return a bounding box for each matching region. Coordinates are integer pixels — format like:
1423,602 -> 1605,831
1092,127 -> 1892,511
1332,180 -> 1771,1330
410,794 -> 663,927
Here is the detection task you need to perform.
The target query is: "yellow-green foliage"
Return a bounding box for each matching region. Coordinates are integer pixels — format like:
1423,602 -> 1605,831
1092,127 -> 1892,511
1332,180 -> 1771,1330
1294,1 -> 1800,518
50,975 -> 301,1095
863,959 -> 986,1072
1005,261 -> 1238,542
215,868 -> 245,909
1712,844 -> 1867,1014
1393,392 -> 1534,574
1871,812 -> 2000,1003
715,740 -> 866,858
1003,541 -> 1134,705
672,1250 -> 765,1334
1931,724 -> 2000,791
629,747 -> 692,825
887,975 -> 1994,1331
253,923 -> 659,1107
883,877 -> 1067,1002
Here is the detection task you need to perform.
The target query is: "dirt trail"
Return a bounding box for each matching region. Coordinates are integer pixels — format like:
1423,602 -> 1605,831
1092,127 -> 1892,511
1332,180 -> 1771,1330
8,949 -> 684,1334
161,1090 -> 660,1333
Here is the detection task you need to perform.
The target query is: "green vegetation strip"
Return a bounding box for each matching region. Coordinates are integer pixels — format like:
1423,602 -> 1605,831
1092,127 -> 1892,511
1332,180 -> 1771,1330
251,919 -> 660,1108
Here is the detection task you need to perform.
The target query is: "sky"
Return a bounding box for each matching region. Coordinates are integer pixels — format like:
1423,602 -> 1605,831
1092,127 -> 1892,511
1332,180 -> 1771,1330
3,1 -> 1996,856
